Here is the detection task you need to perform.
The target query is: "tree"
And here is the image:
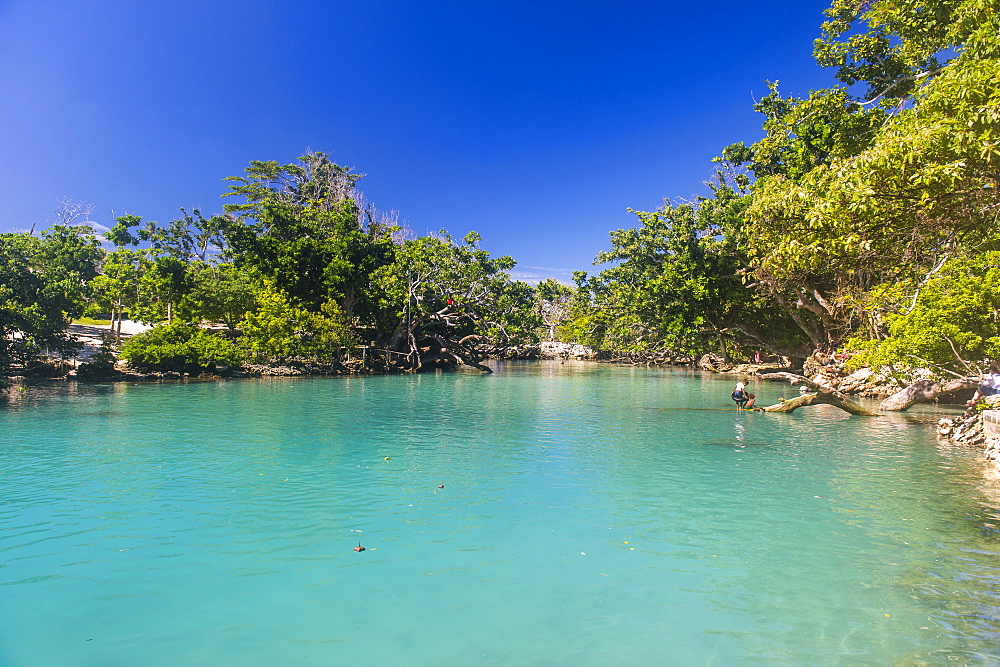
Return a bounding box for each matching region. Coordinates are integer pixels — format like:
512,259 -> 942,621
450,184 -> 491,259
237,281 -> 355,365
0,232 -> 95,379
742,0 -> 999,360
570,174 -> 805,361
97,213 -> 217,327
222,152 -> 394,321
372,232 -> 536,372
533,278 -> 573,342
39,224 -> 104,284
177,263 -> 258,329
140,255 -> 193,324
90,248 -> 146,341
814,0 -> 969,103
848,248 -> 1000,378
119,323 -> 244,374
137,208 -> 230,262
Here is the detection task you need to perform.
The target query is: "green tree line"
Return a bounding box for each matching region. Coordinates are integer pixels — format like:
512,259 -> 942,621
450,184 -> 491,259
563,0 -> 999,379
1,152 -> 548,379
3,0 -> 997,384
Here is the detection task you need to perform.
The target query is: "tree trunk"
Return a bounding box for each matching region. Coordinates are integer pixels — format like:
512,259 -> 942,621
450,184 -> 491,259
413,333 -> 493,373
341,287 -> 356,321
773,291 -> 825,349
879,377 -> 979,412
718,334 -> 729,364
758,372 -> 879,416
761,391 -> 880,416
112,304 -> 124,343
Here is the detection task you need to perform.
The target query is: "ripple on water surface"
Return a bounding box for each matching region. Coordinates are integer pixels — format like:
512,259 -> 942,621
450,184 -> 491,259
1,365 -> 999,664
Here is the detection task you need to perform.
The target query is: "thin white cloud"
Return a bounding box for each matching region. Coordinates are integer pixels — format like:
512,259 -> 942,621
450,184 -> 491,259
508,266 -> 578,285
82,220 -> 110,233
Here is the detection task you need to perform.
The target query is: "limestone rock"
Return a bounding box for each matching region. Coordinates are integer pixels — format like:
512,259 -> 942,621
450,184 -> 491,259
985,437 -> 1000,462
937,397 -> 1000,466
497,345 -> 541,360
538,342 -> 597,360
698,353 -> 726,371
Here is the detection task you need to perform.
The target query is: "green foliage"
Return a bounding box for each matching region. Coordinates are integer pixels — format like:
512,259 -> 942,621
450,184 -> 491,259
177,263 -> 258,328
750,86 -> 888,182
7,2 -> 996,382
238,282 -> 355,363
40,152 -> 533,374
815,0 -> 968,101
573,0 -> 998,370
0,231 -> 100,375
572,183 -> 806,359
739,0 -> 1000,355
95,209 -> 234,327
118,323 -> 244,373
847,250 -> 1000,377
11,0 -> 998,382
533,278 -> 574,341
39,225 -> 104,283
223,151 -> 394,320
90,248 -> 146,328
105,214 -> 143,248
135,208 -> 230,262
372,231 -> 537,361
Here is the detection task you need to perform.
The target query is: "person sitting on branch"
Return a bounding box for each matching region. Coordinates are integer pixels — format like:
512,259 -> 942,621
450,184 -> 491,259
967,366 -> 1000,406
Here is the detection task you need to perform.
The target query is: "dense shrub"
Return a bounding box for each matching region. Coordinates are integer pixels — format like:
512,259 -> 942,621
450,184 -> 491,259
238,283 -> 355,363
119,324 -> 243,373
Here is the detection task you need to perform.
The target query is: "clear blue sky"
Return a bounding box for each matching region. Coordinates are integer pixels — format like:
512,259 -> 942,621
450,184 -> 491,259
0,0 -> 833,282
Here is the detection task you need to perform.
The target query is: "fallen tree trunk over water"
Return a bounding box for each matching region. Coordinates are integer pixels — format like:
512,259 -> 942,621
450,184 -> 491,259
761,392 -> 880,415
758,372 -> 880,416
879,377 -> 977,412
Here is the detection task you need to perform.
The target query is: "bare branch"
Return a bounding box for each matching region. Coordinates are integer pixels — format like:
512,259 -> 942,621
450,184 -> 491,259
902,253 -> 951,315
852,67 -> 945,107
942,335 -> 977,375
904,353 -> 966,378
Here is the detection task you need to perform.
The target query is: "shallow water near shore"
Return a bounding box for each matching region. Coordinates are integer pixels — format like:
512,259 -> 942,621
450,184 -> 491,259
2,362 -> 999,663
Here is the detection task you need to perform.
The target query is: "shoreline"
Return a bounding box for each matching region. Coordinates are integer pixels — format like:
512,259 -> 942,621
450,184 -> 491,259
5,358 -> 996,467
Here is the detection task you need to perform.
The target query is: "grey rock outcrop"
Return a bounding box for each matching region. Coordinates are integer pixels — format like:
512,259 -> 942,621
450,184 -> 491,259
937,396 -> 1000,465
538,342 -> 597,360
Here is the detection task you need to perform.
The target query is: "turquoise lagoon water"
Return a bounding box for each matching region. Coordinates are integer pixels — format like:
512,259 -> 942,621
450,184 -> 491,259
2,362 -> 999,664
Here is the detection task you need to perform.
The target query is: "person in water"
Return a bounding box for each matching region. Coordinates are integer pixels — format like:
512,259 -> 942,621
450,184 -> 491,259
732,381 -> 756,410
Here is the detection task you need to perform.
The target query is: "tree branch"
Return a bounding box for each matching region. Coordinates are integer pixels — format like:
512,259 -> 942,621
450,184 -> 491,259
902,253 -> 951,315
852,67 -> 945,107
942,335 -> 977,375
